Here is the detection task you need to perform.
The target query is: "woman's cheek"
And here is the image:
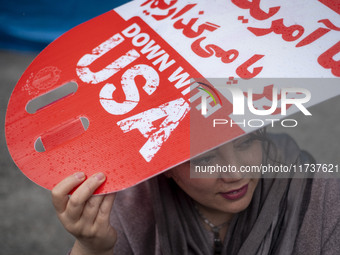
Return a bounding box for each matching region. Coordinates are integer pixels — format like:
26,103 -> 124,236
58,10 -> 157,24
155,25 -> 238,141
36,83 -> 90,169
170,167 -> 217,199
240,141 -> 263,167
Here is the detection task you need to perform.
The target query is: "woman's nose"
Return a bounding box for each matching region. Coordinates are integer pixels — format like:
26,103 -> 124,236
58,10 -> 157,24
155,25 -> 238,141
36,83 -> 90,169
219,168 -> 244,182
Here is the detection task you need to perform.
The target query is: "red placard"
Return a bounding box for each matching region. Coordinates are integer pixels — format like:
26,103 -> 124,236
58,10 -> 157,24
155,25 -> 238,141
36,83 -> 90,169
6,10 -> 242,193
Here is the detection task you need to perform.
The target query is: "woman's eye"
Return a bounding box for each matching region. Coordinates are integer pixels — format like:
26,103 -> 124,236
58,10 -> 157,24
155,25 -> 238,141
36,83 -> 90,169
234,137 -> 254,150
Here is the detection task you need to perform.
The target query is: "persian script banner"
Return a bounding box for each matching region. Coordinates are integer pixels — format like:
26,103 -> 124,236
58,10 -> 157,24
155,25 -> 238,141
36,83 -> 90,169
5,0 -> 340,193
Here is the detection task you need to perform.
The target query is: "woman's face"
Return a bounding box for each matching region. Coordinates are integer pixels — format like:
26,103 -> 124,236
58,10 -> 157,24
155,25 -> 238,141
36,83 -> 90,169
168,134 -> 262,218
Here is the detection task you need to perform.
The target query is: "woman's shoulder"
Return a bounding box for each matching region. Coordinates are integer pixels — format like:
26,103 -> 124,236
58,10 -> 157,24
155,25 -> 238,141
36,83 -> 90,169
294,177 -> 340,254
264,133 -> 340,253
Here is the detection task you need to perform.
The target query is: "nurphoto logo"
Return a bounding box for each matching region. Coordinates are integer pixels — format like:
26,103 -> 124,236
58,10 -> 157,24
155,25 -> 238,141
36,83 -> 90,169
196,79 -> 312,128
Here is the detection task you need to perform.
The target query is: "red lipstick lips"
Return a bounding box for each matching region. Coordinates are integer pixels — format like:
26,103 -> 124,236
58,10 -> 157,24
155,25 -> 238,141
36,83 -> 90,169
220,184 -> 248,200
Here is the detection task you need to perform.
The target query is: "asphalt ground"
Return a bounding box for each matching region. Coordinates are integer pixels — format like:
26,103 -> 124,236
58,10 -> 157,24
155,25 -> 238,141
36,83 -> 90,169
0,50 -> 74,255
0,49 -> 339,255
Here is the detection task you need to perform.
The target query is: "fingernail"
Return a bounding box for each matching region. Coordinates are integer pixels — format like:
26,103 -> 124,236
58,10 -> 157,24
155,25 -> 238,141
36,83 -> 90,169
95,172 -> 106,181
74,172 -> 85,180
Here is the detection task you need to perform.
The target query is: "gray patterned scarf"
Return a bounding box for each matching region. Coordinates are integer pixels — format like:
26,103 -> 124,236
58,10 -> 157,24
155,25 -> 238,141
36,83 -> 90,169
150,135 -> 314,255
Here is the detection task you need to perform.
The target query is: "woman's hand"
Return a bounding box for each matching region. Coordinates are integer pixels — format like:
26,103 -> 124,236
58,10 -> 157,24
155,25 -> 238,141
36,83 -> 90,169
51,172 -> 116,255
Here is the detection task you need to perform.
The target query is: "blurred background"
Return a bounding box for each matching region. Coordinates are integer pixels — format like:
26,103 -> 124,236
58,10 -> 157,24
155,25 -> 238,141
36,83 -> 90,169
0,1 -> 131,254
0,1 -> 339,255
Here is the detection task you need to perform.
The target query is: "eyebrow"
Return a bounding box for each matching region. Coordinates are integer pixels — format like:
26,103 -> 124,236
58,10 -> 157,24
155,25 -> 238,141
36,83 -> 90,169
233,134 -> 252,144
192,149 -> 219,161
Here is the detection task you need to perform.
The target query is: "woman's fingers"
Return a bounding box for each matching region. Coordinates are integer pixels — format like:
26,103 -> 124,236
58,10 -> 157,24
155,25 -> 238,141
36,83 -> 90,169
51,172 -> 86,214
81,195 -> 105,224
51,172 -> 118,253
95,193 -> 116,225
66,173 -> 106,220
